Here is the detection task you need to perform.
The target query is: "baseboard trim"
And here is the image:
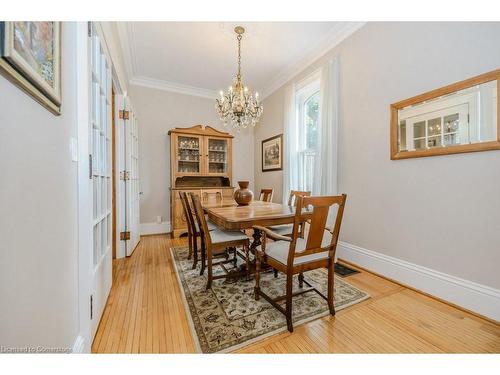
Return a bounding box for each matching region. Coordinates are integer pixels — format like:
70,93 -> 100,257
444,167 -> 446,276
71,335 -> 85,353
337,241 -> 500,322
140,221 -> 171,235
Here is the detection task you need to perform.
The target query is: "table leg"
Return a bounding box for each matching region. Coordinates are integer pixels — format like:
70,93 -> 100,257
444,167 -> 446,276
224,228 -> 270,282
250,227 -> 262,252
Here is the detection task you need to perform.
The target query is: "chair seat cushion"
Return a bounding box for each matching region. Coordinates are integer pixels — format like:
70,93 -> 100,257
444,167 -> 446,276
207,220 -> 217,231
266,224 -> 293,236
209,229 -> 249,244
265,229 -> 333,266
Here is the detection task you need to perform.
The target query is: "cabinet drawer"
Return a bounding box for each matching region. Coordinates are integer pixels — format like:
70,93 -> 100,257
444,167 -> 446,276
200,189 -> 222,204
222,188 -> 234,199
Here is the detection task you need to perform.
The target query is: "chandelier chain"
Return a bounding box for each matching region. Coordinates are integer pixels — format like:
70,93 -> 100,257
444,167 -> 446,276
237,34 -> 242,78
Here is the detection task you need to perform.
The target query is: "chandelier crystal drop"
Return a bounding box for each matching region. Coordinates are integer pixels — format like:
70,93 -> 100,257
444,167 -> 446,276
216,26 -> 263,130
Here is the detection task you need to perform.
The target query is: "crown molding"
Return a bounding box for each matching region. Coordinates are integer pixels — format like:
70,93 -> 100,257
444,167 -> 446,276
118,21 -> 365,100
130,75 -> 218,99
117,22 -> 217,99
260,22 -> 366,99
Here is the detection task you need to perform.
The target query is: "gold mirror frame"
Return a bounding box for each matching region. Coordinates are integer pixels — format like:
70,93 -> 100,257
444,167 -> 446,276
390,69 -> 500,160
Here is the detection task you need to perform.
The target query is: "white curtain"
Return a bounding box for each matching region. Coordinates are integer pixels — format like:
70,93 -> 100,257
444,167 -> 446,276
282,57 -> 340,216
313,57 -> 340,227
282,84 -> 298,205
313,57 -> 340,197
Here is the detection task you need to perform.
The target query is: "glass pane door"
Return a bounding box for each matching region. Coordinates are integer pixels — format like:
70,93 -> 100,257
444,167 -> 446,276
91,25 -> 112,267
207,138 -> 228,174
89,23 -> 113,338
177,136 -> 201,174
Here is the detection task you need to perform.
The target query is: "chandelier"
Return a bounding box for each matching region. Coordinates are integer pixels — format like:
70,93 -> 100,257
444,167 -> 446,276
216,26 -> 263,130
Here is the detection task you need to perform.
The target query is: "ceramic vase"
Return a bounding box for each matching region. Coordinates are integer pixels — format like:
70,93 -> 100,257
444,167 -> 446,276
234,181 -> 253,206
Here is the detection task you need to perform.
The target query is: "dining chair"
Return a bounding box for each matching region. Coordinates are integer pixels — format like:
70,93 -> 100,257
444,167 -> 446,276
190,193 -> 251,289
253,194 -> 347,332
266,190 -> 311,237
179,191 -> 216,272
258,188 -> 274,202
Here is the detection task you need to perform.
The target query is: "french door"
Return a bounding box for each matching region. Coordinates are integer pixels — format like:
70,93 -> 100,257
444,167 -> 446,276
116,95 -> 140,257
89,24 -> 113,338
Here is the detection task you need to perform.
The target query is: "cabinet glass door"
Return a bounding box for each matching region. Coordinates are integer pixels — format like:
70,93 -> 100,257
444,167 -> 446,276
206,137 -> 228,174
177,135 -> 202,174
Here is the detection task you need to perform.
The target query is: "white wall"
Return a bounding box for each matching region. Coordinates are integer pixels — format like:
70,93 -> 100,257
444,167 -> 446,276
129,84 -> 255,228
255,22 -> 500,292
0,23 -> 80,349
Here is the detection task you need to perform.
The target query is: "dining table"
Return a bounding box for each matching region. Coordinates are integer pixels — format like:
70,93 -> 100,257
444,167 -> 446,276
203,200 -> 304,249
202,199 -> 311,278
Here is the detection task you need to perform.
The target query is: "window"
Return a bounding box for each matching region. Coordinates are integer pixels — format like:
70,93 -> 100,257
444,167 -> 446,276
296,80 -> 320,192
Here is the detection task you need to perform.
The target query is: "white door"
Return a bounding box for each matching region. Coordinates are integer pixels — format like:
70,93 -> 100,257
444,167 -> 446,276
89,24 -> 113,338
116,96 -> 140,257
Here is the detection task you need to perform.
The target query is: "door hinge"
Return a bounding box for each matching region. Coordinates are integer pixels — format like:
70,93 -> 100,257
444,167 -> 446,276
90,295 -> 93,320
120,170 -> 130,181
120,231 -> 131,241
87,22 -> 92,38
89,154 -> 93,179
119,110 -> 129,120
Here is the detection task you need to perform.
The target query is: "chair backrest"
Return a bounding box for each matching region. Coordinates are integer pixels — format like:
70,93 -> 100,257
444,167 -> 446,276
189,193 -> 212,248
287,190 -> 311,206
287,194 -> 347,266
179,191 -> 197,236
259,188 -> 274,202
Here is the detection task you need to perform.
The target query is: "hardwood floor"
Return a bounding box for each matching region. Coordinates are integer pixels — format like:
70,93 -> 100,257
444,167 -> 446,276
92,234 -> 500,353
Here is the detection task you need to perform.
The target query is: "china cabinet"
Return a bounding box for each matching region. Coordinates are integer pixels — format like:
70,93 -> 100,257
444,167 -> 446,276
168,125 -> 234,237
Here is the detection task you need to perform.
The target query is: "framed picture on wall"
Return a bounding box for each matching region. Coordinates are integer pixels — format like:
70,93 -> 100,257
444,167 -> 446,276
262,134 -> 283,172
0,21 -> 61,115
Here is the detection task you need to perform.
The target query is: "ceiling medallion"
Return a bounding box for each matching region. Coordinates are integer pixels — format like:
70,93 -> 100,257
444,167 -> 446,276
216,26 -> 263,130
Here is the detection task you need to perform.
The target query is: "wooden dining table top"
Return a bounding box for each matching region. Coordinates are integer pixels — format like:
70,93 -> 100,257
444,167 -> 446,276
204,200 -> 306,230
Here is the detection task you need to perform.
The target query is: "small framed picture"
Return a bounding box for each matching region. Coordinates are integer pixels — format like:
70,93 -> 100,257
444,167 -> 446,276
0,21 -> 61,115
262,134 -> 283,172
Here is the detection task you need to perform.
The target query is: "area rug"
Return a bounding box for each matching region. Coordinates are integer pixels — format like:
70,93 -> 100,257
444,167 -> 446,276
170,246 -> 370,353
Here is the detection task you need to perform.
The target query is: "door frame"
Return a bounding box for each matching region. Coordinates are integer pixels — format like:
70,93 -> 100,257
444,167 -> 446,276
76,21 -> 125,353
112,88 -> 117,259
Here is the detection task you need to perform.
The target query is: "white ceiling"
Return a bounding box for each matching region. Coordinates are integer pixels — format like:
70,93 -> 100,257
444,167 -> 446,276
116,22 -> 364,98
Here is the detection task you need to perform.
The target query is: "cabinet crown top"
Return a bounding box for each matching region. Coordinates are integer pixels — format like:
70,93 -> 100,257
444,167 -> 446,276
168,125 -> 234,138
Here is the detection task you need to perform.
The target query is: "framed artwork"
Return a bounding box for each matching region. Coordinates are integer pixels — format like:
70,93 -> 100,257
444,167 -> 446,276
0,21 -> 61,115
262,134 -> 283,172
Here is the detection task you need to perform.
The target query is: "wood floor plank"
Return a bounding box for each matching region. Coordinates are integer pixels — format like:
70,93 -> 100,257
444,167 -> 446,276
92,234 -> 500,354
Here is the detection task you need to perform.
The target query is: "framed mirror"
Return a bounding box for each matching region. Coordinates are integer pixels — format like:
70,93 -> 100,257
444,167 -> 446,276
390,69 -> 500,160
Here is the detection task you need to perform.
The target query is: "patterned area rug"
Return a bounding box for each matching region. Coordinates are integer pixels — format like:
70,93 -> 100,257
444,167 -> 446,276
170,246 -> 369,353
